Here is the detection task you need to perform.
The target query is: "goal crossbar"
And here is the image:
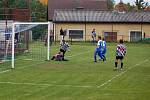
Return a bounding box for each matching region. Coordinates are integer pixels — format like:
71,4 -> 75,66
11,22 -> 51,68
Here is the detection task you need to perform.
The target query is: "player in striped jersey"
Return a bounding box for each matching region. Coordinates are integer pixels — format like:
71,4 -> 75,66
60,40 -> 70,60
115,39 -> 126,70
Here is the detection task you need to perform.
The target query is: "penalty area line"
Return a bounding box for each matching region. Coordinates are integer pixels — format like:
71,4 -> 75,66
97,59 -> 149,88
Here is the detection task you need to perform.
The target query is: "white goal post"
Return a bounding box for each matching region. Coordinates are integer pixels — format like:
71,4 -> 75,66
11,22 -> 52,69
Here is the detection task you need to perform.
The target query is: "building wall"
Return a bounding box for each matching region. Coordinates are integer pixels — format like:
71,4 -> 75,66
143,24 -> 150,37
54,23 -> 150,41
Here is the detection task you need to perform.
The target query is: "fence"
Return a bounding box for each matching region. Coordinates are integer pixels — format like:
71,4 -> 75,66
52,34 -> 150,45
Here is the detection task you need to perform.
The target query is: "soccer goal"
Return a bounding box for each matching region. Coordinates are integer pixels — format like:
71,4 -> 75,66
0,22 -> 52,70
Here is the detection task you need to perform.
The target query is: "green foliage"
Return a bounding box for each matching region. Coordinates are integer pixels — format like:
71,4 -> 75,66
0,0 -> 15,8
32,25 -> 47,40
108,0 -> 115,10
0,0 -> 47,21
125,3 -> 136,11
135,0 -> 148,10
30,0 -> 47,22
15,0 -> 28,8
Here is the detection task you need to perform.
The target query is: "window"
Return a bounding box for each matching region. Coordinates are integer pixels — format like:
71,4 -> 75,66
130,31 -> 142,42
104,32 -> 117,42
69,29 -> 83,39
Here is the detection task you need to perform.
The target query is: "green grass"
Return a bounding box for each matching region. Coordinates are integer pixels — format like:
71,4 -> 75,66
0,43 -> 150,100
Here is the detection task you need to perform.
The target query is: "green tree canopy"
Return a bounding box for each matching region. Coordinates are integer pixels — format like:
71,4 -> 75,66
30,0 -> 47,22
108,0 -> 115,10
0,0 -> 47,21
135,0 -> 148,10
125,3 -> 136,11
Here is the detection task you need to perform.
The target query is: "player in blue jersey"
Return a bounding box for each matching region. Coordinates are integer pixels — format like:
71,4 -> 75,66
101,38 -> 107,61
94,36 -> 103,62
114,39 -> 126,70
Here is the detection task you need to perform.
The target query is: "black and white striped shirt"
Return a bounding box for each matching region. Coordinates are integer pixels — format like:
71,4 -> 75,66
116,44 -> 126,57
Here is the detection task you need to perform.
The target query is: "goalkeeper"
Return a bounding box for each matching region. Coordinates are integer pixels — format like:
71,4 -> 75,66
51,52 -> 63,61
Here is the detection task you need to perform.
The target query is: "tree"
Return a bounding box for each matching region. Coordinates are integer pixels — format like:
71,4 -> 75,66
15,0 -> 28,8
135,0 -> 148,10
0,0 -> 47,21
107,0 -> 115,10
125,3 -> 135,11
39,0 -> 48,5
30,0 -> 47,22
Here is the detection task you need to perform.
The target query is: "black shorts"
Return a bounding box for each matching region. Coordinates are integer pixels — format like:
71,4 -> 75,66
116,56 -> 124,60
60,49 -> 65,52
60,49 -> 66,54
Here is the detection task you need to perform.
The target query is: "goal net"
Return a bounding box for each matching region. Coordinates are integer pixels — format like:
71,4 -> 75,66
0,22 -> 51,70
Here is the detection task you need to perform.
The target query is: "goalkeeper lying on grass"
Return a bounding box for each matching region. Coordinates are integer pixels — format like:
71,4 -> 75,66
51,52 -> 69,61
51,52 -> 63,61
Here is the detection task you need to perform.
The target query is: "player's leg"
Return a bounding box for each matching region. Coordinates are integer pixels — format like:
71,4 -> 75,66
61,50 -> 66,60
102,49 -> 106,61
92,36 -> 94,44
120,57 -> 124,70
94,36 -> 96,44
51,56 -> 55,60
98,48 -> 106,61
98,50 -> 103,60
115,56 -> 119,69
94,48 -> 99,62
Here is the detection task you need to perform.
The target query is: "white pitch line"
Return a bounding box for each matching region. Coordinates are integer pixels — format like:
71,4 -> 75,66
0,81 -> 94,88
0,59 -> 148,89
0,69 -> 11,74
0,61 -> 46,74
97,59 -> 149,88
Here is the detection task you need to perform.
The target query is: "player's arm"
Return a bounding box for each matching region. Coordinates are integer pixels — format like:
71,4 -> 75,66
124,46 -> 126,56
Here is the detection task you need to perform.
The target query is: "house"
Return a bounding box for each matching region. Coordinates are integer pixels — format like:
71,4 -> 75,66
0,6 -> 30,53
48,0 -> 108,20
53,9 -> 150,42
0,8 -> 30,33
114,0 -> 127,12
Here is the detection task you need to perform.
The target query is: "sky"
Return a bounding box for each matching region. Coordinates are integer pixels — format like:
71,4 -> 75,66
115,0 -> 150,5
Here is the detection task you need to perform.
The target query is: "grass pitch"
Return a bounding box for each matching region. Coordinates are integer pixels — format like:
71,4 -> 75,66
0,43 -> 150,100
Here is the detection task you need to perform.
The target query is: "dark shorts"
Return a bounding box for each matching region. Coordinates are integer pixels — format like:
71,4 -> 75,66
60,49 -> 66,52
116,56 -> 124,60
